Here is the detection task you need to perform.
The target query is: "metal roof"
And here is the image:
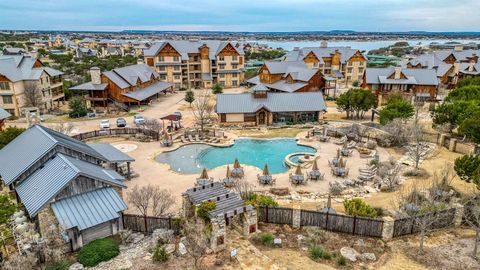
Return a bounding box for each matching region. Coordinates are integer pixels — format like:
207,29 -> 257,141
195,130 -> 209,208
103,64 -> 160,89
144,40 -> 244,60
70,82 -> 108,91
0,108 -> 11,120
0,55 -> 63,82
15,153 -> 125,217
52,187 -> 127,230
365,67 -> 439,86
251,83 -> 268,91
88,143 -> 135,162
283,46 -> 364,64
0,125 -> 105,186
122,81 -> 173,101
216,92 -> 327,114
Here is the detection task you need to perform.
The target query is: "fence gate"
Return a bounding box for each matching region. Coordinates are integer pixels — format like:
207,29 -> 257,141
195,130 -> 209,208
258,206 -> 293,225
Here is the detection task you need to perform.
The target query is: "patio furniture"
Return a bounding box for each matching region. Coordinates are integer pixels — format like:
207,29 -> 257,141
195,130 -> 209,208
180,135 -> 186,143
222,165 -> 236,188
231,158 -> 244,178
340,148 -> 353,157
195,134 -> 200,142
333,136 -> 347,145
308,158 -> 324,181
331,167 -> 349,178
347,141 -> 357,149
290,165 -> 306,185
188,134 -> 194,142
258,164 -> 275,185
196,168 -> 213,186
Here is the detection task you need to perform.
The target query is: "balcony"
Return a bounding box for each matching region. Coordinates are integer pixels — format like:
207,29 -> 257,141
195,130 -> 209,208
85,96 -> 107,101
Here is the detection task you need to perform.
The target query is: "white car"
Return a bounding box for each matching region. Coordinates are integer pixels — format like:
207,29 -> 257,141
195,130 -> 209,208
99,119 -> 110,129
134,115 -> 145,125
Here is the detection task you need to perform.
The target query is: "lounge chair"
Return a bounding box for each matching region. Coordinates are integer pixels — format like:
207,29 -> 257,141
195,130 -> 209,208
180,135 -> 186,143
333,136 -> 347,145
188,134 -> 194,142
347,141 -> 357,149
195,134 -> 200,142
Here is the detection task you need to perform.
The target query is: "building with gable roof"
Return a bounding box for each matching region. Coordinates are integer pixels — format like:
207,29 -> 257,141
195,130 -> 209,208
0,55 -> 64,117
143,40 -> 245,89
0,124 -> 132,251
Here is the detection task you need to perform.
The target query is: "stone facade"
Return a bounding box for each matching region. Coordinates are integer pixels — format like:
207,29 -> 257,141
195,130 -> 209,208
209,217 -> 226,252
292,205 -> 301,229
381,216 -> 395,241
37,206 -> 70,253
241,209 -> 258,236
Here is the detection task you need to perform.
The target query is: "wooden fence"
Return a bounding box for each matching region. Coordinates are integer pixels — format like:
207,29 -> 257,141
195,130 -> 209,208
258,206 -> 293,225
392,208 -> 456,238
71,128 -> 159,141
122,214 -> 181,234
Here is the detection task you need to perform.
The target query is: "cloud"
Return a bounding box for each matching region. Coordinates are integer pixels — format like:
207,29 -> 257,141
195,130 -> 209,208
0,0 -> 479,32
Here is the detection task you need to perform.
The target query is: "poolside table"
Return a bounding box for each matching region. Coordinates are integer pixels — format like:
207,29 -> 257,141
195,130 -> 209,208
309,170 -> 323,180
290,175 -> 305,185
258,175 -> 273,185
331,158 -> 340,167
223,177 -> 235,187
231,168 -> 244,178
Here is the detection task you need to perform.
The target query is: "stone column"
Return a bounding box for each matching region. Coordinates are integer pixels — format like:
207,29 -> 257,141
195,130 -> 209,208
292,205 -> 301,229
449,138 -> 457,152
182,195 -> 193,218
242,209 -> 258,236
210,217 -> 226,252
381,216 -> 395,241
439,134 -> 446,147
452,203 -> 465,227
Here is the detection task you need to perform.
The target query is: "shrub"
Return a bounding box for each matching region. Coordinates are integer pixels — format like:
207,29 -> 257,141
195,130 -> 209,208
45,260 -> 69,270
259,233 -> 274,247
322,251 -> 332,260
336,255 -> 347,266
68,96 -> 88,118
152,245 -> 169,263
246,193 -> 278,207
373,207 -> 384,216
0,127 -> 25,150
196,201 -> 216,221
184,90 -> 195,105
308,244 -> 324,261
454,154 -> 480,187
77,238 -> 120,267
378,95 -> 414,125
343,198 -> 378,218
403,168 -> 429,178
212,83 -> 223,94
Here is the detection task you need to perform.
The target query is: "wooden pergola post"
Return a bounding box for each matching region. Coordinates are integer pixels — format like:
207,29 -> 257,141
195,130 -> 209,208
127,162 -> 131,180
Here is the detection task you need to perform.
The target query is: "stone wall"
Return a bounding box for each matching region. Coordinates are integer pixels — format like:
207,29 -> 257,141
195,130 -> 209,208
241,209 -> 258,236
37,206 -> 70,253
210,217 -> 226,252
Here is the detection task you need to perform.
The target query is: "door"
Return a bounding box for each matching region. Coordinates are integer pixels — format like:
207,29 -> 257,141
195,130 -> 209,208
81,220 -> 113,245
258,111 -> 266,125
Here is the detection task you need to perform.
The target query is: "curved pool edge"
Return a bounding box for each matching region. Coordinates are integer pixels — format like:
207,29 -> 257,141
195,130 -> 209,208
284,152 -> 316,168
160,141 -> 235,154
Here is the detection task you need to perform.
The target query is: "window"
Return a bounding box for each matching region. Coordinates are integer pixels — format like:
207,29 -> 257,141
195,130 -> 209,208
174,66 -> 180,71
174,75 -> 180,80
219,64 -> 225,70
219,56 -> 225,61
348,61 -> 353,66
220,81 -> 225,86
2,95 -> 13,104
232,73 -> 238,78
173,56 -> 179,62
5,109 -> 14,115
232,55 -> 238,61
313,62 -> 319,68
219,74 -> 225,78
159,56 -> 164,62
159,66 -> 166,71
232,64 -> 238,69
0,82 -> 10,90
359,68 -> 364,73
263,69 -> 268,74
347,68 -> 353,73
160,75 -> 167,80
232,80 -> 238,86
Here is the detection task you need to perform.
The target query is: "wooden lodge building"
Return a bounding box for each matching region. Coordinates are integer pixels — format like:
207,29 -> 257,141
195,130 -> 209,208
362,66 -> 439,105
216,88 -> 327,126
247,61 -> 325,93
70,63 -> 173,112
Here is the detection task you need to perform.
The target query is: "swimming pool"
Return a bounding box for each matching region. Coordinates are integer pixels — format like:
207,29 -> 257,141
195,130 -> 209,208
156,138 -> 316,174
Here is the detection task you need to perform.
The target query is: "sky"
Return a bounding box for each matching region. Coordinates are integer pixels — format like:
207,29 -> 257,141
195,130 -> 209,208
1,0 -> 479,32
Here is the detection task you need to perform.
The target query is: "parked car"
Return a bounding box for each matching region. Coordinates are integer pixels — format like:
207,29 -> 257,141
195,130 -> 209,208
116,118 -> 127,128
174,112 -> 182,120
134,115 -> 145,125
99,119 -> 110,129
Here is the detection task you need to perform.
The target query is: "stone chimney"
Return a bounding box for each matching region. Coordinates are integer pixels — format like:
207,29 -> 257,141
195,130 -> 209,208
90,67 -> 101,84
394,66 -> 402,79
454,45 -> 463,52
101,46 -> 106,57
469,61 -> 475,72
137,58 -> 144,65
320,40 -> 328,48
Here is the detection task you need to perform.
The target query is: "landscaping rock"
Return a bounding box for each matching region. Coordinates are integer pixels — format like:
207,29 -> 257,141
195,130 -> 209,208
360,252 -> 376,261
152,228 -> 174,245
178,242 -> 187,256
340,247 -> 358,262
69,263 -> 84,270
164,244 -> 176,254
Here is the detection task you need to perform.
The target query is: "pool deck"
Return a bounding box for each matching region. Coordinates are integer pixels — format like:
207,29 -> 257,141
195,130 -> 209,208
119,130 -> 391,214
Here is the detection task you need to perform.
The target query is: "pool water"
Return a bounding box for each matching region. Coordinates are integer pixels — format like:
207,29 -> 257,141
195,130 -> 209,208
156,138 -> 316,174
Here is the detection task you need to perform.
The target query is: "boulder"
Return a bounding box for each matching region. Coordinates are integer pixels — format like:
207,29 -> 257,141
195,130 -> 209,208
178,242 -> 187,256
340,247 -> 358,262
164,244 -> 176,254
152,228 -> 174,245
68,263 -> 84,270
359,252 -> 376,261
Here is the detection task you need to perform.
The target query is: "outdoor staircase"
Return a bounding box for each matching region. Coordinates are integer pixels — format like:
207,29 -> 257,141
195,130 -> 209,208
108,97 -> 129,112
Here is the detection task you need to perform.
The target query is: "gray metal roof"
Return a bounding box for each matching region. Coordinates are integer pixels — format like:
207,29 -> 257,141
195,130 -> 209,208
103,64 -> 160,89
202,73 -> 213,81
70,82 -> 108,91
15,154 -> 124,217
283,46 -> 364,64
88,143 -> 135,162
52,187 -> 127,230
364,67 -> 439,86
0,108 -> 11,120
144,40 -> 244,60
122,81 -> 173,101
0,55 -> 63,82
251,83 -> 268,91
216,92 -> 327,113
0,125 -> 105,186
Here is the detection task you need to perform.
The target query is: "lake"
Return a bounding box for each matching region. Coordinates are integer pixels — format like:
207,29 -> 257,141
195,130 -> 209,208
247,39 -> 480,52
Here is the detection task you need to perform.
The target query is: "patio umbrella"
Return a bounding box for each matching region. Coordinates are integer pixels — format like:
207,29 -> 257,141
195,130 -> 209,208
263,163 -> 270,176
339,157 -> 344,168
336,149 -> 340,159
312,157 -> 319,171
226,165 -> 232,178
295,164 -> 302,175
199,168 -> 209,179
326,194 -> 332,209
233,158 -> 241,169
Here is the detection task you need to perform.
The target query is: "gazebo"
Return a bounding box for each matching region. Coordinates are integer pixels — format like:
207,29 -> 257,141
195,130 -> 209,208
231,158 -> 244,178
197,168 -> 213,186
222,165 -> 235,188
308,157 -> 324,181
257,163 -> 274,185
290,164 -> 306,185
88,143 -> 135,180
160,114 -> 181,132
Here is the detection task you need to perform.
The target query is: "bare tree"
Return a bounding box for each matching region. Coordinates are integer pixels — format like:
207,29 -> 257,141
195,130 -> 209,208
192,90 -> 214,132
182,218 -> 210,268
127,185 -> 175,217
48,122 -> 75,135
141,118 -> 162,134
382,119 -> 411,146
23,82 -> 44,108
464,196 -> 480,259
405,106 -> 435,170
232,179 -> 254,200
396,168 -> 453,254
377,157 -> 402,191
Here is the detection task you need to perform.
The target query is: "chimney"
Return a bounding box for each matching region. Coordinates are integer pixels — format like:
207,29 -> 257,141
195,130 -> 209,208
90,67 -> 101,84
137,58 -> 144,65
454,45 -> 463,52
394,66 -> 402,80
469,61 -> 475,72
320,40 -> 328,48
